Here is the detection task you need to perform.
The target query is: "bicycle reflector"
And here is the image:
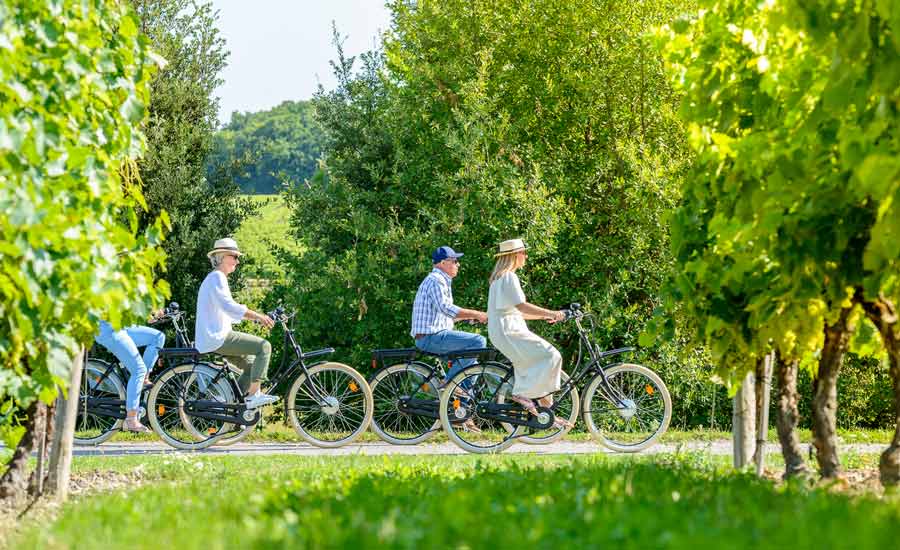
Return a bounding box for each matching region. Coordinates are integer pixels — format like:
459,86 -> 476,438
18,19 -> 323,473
157,405 -> 166,416
349,381 -> 359,392
453,398 -> 460,409
645,385 -> 655,395
207,427 -> 217,434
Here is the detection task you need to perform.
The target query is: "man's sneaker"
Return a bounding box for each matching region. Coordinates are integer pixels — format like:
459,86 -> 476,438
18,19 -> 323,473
244,391 -> 280,409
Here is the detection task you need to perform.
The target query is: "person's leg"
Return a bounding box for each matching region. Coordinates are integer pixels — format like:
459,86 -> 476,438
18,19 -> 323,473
126,326 -> 166,376
432,331 -> 487,382
216,331 -> 272,395
95,324 -> 147,425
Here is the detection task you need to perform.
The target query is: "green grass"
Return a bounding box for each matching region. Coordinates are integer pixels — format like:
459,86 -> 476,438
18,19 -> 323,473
10,453 -> 899,550
234,194 -> 298,280
84,423 -> 896,446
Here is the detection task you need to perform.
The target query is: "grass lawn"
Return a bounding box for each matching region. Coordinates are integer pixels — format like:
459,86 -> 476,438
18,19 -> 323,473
234,194 -> 298,280
100,422 -> 896,447
8,453 -> 900,549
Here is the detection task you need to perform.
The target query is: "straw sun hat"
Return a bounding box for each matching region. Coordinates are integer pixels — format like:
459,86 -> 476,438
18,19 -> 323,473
207,237 -> 243,258
494,238 -> 528,257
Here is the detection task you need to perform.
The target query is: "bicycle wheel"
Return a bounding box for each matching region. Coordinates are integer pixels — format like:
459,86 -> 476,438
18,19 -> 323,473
439,363 -> 521,454
181,363 -> 254,447
74,360 -> 125,445
147,363 -> 239,450
286,362 -> 373,448
515,371 -> 580,445
370,363 -> 442,445
581,363 -> 671,452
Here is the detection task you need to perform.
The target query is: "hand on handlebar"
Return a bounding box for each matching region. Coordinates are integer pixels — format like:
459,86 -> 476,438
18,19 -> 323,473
546,310 -> 566,324
255,312 -> 275,329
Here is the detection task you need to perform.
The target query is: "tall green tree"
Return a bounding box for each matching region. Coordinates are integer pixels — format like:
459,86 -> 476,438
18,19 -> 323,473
209,100 -> 325,194
656,0 -> 900,484
0,0 -> 166,499
280,0 -> 693,377
130,0 -> 254,316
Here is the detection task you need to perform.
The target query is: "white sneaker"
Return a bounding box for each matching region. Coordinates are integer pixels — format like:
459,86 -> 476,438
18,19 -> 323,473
244,391 -> 279,409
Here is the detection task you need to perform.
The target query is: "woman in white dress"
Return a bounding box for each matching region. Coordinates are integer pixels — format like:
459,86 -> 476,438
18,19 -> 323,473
487,239 -> 572,428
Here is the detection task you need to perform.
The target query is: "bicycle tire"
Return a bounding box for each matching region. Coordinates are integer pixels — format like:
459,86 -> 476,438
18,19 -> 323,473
369,362 -> 442,445
581,363 -> 671,452
286,362 -> 373,448
74,360 -> 126,446
439,362 -> 521,454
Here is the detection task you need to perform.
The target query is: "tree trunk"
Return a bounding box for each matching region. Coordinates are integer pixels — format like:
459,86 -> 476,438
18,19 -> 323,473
48,346 -> 85,501
774,354 -> 809,478
0,400 -> 40,501
861,296 -> 900,487
732,370 -> 756,468
812,307 -> 854,479
27,401 -> 48,496
754,353 -> 773,476
28,400 -> 56,496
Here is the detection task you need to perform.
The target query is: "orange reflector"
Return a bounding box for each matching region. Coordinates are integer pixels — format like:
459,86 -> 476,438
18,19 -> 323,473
208,427 -> 217,434
453,398 -> 460,409
645,385 -> 655,395
421,384 -> 430,392
95,376 -> 101,384
157,405 -> 166,415
349,381 -> 359,392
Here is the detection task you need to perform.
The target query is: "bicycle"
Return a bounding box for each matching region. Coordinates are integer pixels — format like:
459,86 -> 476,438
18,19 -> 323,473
74,303 -> 198,445
368,346 -> 506,445
146,307 -> 374,450
438,303 -> 672,454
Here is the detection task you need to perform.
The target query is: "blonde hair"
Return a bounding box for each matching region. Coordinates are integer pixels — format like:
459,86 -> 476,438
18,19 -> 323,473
489,253 -> 519,283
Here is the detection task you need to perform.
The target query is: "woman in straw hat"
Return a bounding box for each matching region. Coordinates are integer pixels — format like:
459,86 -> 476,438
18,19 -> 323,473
195,238 -> 279,409
487,239 -> 572,428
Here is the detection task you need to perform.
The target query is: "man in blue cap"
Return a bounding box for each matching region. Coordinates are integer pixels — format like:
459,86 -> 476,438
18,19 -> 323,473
411,245 -> 488,385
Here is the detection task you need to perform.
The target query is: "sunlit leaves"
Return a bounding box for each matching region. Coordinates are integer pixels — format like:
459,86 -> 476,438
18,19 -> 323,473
0,0 -> 167,417
653,0 -> 900,380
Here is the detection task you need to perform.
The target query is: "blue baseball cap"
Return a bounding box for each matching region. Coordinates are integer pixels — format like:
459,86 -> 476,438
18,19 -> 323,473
432,245 -> 464,263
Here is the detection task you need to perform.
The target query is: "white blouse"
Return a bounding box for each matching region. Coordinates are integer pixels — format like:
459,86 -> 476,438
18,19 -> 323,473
194,270 -> 248,353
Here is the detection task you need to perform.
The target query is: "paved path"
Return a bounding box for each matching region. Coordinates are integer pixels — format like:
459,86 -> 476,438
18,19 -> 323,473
67,440 -> 888,457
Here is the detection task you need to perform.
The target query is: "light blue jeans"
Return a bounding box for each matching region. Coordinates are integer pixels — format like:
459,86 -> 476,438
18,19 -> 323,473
95,322 -> 166,412
415,330 -> 487,383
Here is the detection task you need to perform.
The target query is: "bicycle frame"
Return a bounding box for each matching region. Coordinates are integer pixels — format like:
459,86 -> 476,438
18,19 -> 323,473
188,311 -> 336,409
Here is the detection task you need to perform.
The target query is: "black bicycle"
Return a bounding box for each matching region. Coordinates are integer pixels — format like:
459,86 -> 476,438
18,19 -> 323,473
438,303 -> 672,454
368,346 -> 505,445
146,307 -> 373,450
74,303 -> 198,445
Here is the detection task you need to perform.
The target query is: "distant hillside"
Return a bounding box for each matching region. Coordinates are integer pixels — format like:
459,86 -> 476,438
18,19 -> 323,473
209,100 -> 324,194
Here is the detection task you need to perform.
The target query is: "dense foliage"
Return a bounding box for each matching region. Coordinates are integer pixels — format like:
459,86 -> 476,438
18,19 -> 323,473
209,100 -> 324,194
0,0 -> 165,420
652,0 -> 900,380
277,0 -> 695,379
129,0 -> 254,316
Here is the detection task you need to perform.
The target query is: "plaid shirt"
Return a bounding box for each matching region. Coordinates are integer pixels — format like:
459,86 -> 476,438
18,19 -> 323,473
410,268 -> 460,337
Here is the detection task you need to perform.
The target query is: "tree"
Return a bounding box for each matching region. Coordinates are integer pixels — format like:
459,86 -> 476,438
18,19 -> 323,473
280,0 -> 694,374
209,100 -> 325,194
0,0 -> 166,500
129,0 -> 255,316
655,0 -> 900,484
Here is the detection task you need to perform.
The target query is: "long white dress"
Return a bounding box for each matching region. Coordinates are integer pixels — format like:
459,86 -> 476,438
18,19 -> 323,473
487,271 -> 562,398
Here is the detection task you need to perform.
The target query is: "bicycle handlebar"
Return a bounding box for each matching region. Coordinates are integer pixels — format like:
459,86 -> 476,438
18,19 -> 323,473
148,302 -> 185,326
562,302 -> 583,321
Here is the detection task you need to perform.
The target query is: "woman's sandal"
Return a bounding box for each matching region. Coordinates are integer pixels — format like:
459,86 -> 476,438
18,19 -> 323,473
552,417 -> 575,430
461,419 -> 483,434
509,394 -> 539,417
122,418 -> 151,433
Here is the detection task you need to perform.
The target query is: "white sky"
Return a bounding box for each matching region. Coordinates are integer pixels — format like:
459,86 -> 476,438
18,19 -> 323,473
210,0 -> 392,124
